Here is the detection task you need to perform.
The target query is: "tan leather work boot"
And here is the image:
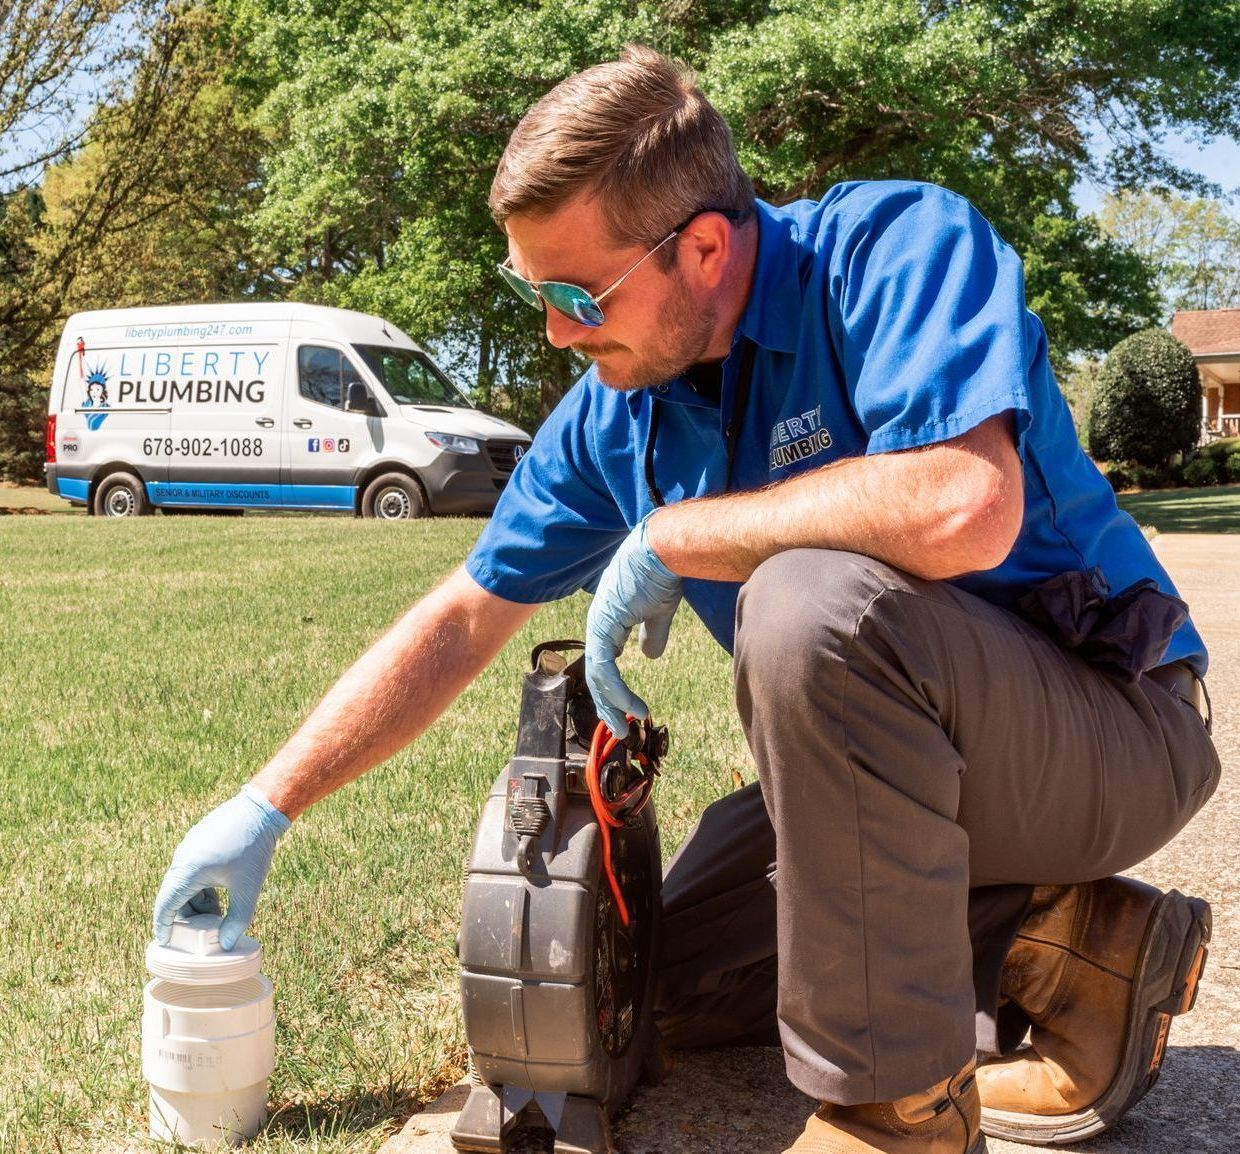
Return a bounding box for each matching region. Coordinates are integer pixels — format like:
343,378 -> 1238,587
784,1060 -> 985,1153
977,876 -> 1210,1145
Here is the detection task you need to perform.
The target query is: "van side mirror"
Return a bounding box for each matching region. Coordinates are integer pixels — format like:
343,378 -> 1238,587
345,381 -> 378,414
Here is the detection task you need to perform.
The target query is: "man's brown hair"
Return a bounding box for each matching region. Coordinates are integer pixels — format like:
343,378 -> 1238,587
490,45 -> 754,250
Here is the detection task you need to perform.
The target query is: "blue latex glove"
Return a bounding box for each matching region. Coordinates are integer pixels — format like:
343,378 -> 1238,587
152,784 -> 291,950
586,515 -> 683,736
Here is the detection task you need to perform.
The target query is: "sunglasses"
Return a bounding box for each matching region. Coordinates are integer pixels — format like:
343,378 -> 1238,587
498,208 -> 752,328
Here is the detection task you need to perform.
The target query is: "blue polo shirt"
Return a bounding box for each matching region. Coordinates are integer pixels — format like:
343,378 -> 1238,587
467,181 -> 1206,674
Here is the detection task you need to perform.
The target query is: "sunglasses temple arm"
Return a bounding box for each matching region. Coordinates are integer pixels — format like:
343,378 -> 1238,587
593,229 -> 680,307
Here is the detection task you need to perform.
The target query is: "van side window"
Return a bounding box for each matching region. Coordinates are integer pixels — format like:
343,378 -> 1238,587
298,346 -> 364,409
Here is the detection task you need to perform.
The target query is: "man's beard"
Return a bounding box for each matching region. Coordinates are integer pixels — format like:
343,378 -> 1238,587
586,269 -> 718,392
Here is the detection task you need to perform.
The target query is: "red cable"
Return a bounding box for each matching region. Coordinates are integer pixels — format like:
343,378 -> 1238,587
585,721 -> 634,926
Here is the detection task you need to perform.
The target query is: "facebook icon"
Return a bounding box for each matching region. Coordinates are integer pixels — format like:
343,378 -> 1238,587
308,438 -> 321,452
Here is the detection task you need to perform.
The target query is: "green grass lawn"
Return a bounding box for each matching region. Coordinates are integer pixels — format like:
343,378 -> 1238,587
1117,483 -> 1240,534
0,516 -> 744,1153
0,481 -> 81,514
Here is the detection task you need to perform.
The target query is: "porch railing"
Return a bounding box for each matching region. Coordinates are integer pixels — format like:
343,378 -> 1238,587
1202,416 -> 1240,441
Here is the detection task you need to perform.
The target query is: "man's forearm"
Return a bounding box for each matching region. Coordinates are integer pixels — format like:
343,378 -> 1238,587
251,566 -> 538,819
648,413 -> 1023,583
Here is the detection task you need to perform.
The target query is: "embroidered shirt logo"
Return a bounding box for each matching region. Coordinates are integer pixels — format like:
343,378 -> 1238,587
769,405 -> 832,470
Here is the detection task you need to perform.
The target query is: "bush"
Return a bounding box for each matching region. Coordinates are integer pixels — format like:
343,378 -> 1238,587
1225,451 -> 1240,483
1088,329 -> 1200,467
1199,436 -> 1240,464
1130,464 -> 1166,490
0,372 -> 48,484
1182,457 -> 1218,487
1103,464 -> 1133,492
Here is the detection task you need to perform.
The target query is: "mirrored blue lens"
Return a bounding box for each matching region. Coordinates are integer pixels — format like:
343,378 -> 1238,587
497,262 -> 542,310
541,282 -> 605,328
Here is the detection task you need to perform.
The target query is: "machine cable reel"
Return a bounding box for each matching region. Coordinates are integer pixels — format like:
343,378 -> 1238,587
452,642 -> 669,1153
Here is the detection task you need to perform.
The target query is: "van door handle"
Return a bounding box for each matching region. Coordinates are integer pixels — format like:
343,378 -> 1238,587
292,419 -> 312,429
255,417 -> 275,428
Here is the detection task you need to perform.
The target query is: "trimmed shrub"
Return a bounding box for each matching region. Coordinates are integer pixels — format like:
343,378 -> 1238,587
1225,451 -> 1240,483
1130,464 -> 1165,490
1199,436 -> 1240,465
1088,329 -> 1200,467
1103,464 -> 1133,492
1182,457 -> 1218,487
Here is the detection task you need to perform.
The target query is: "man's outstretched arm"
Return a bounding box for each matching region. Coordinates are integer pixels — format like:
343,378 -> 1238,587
154,565 -> 538,945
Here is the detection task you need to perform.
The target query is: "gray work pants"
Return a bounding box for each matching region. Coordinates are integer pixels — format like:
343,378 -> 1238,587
654,549 -> 1220,1107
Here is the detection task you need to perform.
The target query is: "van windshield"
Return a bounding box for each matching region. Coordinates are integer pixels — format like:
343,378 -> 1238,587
353,344 -> 471,407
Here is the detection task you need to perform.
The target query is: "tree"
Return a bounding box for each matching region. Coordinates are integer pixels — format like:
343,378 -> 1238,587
35,13 -> 278,312
1018,204 -> 1161,375
221,0 -> 673,425
0,0 -> 160,192
0,4 -> 278,480
230,0 -> 1237,416
1060,357 -> 1102,447
1088,328 -> 1200,466
1099,190 -> 1240,314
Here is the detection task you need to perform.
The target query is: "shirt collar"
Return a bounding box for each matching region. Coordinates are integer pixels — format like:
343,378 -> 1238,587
735,198 -> 804,355
627,376 -> 719,412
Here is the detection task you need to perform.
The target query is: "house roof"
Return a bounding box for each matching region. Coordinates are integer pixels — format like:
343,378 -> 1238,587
1171,309 -> 1240,356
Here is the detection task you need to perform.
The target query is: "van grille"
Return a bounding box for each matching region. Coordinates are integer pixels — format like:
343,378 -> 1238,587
486,439 -> 529,474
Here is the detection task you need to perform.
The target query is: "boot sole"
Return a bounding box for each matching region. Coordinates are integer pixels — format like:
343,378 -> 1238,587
980,889 -> 1211,1146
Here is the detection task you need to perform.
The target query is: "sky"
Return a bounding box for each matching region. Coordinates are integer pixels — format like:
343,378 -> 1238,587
1072,129 -> 1240,214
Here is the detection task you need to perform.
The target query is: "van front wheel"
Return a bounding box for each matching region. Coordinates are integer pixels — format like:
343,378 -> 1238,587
93,472 -> 152,518
361,473 -> 426,520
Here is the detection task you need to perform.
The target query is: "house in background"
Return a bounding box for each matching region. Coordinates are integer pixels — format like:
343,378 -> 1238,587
1172,309 -> 1240,440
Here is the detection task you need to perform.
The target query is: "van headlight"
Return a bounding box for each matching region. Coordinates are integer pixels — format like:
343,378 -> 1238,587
425,432 -> 481,455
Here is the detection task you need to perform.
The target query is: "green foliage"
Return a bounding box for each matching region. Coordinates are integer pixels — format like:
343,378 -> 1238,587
1182,456 -> 1219,487
0,372 -> 47,482
1103,463 -> 1133,492
1100,190 -> 1240,314
0,191 -> 47,480
1020,208 -> 1161,373
701,0 -> 1230,359
1197,435 -> 1240,463
1224,451 -> 1240,483
7,0 -> 1240,444
220,0 -> 660,422
1088,328 -> 1201,467
228,0 -> 1236,408
0,6 -> 281,478
1130,463 -> 1167,491
1060,358 -> 1101,444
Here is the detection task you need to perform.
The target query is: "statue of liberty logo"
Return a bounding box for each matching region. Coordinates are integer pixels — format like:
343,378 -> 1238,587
82,366 -> 110,430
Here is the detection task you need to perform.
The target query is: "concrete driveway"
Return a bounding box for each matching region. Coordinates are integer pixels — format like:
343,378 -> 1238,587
385,534 -> 1238,1154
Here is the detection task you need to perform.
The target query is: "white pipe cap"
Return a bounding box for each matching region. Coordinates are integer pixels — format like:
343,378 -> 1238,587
146,913 -> 263,983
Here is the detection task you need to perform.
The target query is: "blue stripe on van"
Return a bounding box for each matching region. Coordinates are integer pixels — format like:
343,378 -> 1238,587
58,478 -> 90,502
145,482 -> 355,510
149,482 -> 283,507
282,485 -> 354,509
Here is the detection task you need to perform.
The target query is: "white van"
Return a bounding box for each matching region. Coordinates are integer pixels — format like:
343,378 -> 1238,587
44,303 -> 531,518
